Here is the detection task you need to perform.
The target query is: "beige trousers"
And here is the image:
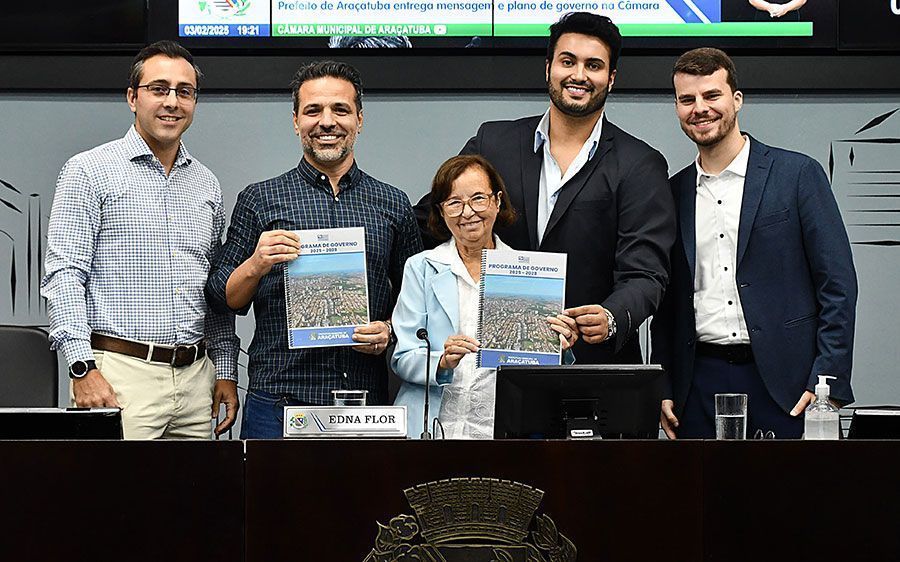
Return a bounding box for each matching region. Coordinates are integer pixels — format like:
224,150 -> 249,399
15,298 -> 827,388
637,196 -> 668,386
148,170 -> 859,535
70,349 -> 215,440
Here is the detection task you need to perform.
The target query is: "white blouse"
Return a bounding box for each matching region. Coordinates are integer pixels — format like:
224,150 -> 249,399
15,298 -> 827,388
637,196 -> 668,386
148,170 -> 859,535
436,236 -> 511,439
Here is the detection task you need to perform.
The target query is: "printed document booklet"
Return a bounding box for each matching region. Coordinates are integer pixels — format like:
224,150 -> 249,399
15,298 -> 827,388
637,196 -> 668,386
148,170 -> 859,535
476,248 -> 567,368
284,227 -> 369,349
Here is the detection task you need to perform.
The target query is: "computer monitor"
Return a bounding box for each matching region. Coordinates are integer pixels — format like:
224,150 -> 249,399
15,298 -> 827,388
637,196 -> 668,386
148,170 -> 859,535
847,407 -> 900,439
494,364 -> 665,440
0,408 -> 123,440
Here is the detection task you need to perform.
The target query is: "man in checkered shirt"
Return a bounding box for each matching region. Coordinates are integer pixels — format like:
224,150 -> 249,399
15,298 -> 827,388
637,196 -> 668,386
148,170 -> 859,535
206,61 -> 421,439
42,41 -> 239,440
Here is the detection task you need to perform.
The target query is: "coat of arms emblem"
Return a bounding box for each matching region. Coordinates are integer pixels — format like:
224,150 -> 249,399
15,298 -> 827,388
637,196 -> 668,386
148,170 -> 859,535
364,478 -> 576,562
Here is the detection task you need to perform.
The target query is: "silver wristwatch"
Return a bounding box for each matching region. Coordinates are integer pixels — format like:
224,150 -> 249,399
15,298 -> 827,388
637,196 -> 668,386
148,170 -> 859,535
604,308 -> 617,340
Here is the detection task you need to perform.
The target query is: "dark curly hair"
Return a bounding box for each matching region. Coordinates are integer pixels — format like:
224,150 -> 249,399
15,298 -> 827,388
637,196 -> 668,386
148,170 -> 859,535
547,12 -> 622,71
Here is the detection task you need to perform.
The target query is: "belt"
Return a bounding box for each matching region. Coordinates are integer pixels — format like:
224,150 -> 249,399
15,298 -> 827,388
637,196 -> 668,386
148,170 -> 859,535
695,342 -> 754,364
91,333 -> 206,368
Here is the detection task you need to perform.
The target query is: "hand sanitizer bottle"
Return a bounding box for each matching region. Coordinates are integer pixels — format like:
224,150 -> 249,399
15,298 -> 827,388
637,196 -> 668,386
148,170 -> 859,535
804,375 -> 840,440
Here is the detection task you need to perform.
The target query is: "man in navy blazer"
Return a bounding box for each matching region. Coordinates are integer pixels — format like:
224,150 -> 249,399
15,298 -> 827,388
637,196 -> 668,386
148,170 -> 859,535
415,13 -> 676,365
651,48 -> 857,439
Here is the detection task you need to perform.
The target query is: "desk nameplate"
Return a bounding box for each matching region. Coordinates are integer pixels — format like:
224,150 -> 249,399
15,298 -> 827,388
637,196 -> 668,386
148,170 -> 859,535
283,406 -> 407,438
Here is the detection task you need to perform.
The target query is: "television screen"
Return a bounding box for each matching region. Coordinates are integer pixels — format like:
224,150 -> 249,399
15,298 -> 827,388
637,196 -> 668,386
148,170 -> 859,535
163,0 -> 837,49
838,0 -> 900,51
0,1 -> 146,49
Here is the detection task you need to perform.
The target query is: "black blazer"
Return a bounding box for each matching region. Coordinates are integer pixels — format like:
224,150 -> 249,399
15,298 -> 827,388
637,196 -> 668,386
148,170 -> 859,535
651,136 -> 858,416
415,115 -> 676,364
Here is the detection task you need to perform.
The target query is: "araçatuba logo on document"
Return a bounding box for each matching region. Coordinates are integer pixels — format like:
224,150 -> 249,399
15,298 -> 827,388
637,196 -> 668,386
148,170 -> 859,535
198,0 -> 251,17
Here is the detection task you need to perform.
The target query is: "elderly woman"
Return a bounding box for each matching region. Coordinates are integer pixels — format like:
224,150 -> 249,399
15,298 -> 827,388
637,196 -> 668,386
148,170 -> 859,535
391,155 -> 578,439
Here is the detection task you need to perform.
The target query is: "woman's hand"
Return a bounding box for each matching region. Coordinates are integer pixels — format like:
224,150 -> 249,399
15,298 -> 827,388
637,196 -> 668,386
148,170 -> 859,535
439,335 -> 480,370
547,314 -> 579,350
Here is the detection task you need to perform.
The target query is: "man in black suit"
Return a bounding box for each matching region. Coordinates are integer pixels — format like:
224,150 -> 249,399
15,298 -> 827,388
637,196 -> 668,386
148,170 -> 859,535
415,12 -> 675,364
651,48 -> 857,439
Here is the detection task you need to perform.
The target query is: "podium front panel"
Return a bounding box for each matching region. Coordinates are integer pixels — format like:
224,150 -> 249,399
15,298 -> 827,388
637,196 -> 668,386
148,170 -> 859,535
244,439 -> 704,561
0,440 -> 244,562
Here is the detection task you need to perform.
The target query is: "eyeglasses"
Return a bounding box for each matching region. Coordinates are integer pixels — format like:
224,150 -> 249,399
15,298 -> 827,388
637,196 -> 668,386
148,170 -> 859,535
441,193 -> 496,218
136,84 -> 199,101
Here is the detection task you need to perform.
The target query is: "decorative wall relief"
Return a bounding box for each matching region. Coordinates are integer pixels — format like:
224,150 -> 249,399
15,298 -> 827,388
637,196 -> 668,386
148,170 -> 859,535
829,108 -> 900,248
0,177 -> 47,321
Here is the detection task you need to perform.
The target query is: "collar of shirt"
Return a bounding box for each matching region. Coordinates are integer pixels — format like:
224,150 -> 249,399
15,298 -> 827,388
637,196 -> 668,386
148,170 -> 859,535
694,135 -> 751,187
428,235 -> 511,286
296,156 -> 362,193
533,109 -> 604,244
533,108 -> 604,161
122,125 -> 192,168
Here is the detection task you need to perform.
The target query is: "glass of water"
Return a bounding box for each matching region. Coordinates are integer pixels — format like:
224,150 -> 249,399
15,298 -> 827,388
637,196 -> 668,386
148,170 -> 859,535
332,389 -> 368,407
715,393 -> 747,440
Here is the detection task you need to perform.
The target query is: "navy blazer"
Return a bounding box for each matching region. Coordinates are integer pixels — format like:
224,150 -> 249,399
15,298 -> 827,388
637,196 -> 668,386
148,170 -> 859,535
651,136 -> 858,416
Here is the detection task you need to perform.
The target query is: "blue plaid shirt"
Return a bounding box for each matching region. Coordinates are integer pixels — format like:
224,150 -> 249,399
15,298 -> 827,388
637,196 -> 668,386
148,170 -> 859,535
42,126 -> 239,380
206,158 -> 422,404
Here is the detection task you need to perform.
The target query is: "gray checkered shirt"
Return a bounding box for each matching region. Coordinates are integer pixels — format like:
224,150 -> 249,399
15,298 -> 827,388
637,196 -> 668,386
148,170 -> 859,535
42,126 -> 239,380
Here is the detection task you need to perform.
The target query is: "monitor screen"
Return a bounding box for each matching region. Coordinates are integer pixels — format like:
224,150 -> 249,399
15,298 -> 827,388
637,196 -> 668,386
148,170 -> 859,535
0,408 -> 123,440
493,364 -> 665,439
847,407 -> 900,439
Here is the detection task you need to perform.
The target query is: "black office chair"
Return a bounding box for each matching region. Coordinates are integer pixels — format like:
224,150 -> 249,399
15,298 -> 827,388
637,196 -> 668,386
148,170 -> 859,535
0,325 -> 58,407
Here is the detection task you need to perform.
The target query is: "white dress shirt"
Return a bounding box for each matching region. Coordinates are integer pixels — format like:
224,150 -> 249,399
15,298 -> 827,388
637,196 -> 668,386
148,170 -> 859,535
534,109 -> 604,244
436,235 -> 512,439
694,136 -> 752,344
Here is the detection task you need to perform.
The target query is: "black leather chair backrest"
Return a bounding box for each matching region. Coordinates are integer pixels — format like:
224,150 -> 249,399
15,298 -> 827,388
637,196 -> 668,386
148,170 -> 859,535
0,325 -> 58,407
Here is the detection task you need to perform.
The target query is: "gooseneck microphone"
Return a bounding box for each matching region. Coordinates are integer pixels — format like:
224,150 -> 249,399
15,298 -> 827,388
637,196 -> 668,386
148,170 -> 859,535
415,328 -> 433,440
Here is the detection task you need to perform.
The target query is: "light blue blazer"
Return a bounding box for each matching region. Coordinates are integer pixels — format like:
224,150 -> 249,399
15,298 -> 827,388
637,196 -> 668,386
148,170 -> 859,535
391,238 -> 572,439
391,239 -> 481,439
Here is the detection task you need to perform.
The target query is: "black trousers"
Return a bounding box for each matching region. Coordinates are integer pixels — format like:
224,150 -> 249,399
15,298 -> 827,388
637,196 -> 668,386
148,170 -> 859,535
678,354 -> 804,439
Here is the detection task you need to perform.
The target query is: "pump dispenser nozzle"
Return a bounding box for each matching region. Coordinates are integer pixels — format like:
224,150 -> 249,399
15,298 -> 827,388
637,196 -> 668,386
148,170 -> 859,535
815,375 -> 836,399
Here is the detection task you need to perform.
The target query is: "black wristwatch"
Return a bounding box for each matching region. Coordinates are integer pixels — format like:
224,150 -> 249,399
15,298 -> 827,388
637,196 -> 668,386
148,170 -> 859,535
68,360 -> 97,379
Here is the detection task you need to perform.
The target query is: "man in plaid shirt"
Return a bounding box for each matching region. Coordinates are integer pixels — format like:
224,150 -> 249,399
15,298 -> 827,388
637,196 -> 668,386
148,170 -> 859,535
206,61 -> 421,439
42,41 -> 239,439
